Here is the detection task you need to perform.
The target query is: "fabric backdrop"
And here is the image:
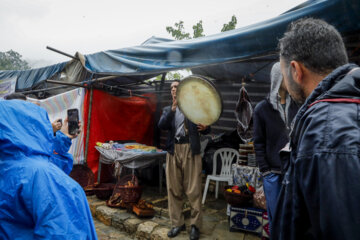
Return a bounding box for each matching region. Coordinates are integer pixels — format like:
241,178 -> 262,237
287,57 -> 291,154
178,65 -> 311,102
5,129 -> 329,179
83,89 -> 156,179
28,88 -> 85,164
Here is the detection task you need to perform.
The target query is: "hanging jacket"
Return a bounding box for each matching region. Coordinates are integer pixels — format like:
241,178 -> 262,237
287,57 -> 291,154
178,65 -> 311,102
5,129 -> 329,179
158,105 -> 210,155
253,62 -> 299,175
235,86 -> 253,142
272,64 -> 360,240
0,100 -> 97,240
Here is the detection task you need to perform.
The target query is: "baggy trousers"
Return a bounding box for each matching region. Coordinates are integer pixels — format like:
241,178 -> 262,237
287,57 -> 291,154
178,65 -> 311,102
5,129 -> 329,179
166,143 -> 202,228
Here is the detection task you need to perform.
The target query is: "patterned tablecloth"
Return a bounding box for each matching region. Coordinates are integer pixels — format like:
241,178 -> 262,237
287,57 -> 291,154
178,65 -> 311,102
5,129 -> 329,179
232,164 -> 263,189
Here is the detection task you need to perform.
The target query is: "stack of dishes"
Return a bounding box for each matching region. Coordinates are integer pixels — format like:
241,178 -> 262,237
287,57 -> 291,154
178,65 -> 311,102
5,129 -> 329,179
238,143 -> 254,166
247,153 -> 257,167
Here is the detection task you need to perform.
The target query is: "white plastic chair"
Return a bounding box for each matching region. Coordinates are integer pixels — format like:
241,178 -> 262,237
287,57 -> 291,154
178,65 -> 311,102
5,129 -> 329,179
202,148 -> 239,204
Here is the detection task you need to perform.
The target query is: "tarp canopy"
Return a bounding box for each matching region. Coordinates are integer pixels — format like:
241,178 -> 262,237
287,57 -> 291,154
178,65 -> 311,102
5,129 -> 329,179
83,0 -> 360,76
0,62 -> 67,90
1,0 -> 359,90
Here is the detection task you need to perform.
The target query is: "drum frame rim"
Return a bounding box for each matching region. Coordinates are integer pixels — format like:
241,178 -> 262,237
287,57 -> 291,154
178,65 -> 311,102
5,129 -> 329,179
176,74 -> 223,126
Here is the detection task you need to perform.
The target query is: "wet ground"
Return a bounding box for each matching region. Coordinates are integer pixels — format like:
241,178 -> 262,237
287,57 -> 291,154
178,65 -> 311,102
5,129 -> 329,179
94,219 -> 133,240
90,183 -> 262,240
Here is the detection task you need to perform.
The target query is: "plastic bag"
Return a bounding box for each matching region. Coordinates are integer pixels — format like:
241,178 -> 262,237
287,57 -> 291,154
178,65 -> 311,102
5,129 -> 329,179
253,186 -> 267,210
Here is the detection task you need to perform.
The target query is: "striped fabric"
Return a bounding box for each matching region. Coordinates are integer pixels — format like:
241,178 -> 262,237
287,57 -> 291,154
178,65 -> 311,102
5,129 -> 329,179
28,88 -> 85,164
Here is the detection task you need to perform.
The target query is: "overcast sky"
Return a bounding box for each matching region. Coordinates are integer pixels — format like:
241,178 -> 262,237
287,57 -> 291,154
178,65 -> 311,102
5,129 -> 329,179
0,0 -> 304,68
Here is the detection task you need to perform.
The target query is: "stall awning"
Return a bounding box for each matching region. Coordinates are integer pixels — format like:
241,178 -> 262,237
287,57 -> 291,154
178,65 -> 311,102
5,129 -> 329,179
0,62 -> 67,90
1,0 -> 359,90
83,0 -> 360,76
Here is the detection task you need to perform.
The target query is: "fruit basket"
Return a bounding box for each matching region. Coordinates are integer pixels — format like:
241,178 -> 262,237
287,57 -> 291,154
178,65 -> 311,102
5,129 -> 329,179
224,185 -> 253,207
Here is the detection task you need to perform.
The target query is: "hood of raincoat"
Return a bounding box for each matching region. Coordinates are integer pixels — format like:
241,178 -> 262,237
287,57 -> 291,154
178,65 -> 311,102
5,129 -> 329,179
0,100 -> 53,160
268,62 -> 292,126
0,99 -> 97,239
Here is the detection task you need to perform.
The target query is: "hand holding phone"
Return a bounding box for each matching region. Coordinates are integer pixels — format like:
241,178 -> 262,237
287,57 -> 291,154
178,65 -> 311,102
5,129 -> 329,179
67,109 -> 79,135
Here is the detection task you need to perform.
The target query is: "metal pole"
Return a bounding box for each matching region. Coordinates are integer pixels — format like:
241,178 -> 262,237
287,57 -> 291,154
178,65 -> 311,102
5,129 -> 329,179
84,87 -> 93,166
46,46 -> 79,60
19,85 -> 72,94
156,73 -> 166,194
45,80 -> 86,88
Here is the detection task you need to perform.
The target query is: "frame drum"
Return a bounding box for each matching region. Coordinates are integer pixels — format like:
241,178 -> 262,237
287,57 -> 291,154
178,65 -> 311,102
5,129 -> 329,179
177,75 -> 222,126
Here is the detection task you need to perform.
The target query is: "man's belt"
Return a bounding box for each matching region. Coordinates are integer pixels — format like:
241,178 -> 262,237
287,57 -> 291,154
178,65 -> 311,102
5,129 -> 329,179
175,135 -> 189,144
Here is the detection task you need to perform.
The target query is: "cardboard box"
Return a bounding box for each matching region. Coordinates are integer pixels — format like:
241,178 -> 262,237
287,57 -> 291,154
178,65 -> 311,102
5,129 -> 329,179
229,206 -> 265,234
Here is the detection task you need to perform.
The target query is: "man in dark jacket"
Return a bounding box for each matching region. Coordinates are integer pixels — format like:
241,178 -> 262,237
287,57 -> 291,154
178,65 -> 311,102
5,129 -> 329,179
253,62 -> 298,232
273,18 -> 360,239
158,79 -> 210,240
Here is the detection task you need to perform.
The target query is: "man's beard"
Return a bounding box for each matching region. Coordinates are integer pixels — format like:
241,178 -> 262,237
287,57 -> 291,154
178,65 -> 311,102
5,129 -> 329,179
287,68 -> 307,105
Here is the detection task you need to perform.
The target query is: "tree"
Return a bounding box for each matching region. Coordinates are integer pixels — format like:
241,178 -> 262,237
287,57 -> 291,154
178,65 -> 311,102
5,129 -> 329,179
0,50 -> 30,70
221,15 -> 237,32
166,15 -> 238,41
192,20 -> 205,38
166,21 -> 191,40
153,71 -> 184,82
163,16 -> 237,81
166,20 -> 205,40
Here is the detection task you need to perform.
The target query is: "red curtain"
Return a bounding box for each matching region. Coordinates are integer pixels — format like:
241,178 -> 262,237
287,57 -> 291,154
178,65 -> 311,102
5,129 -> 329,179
83,89 -> 157,179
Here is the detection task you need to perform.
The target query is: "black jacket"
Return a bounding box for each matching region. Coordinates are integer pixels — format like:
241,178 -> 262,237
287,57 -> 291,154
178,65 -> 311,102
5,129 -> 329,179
253,99 -> 298,174
273,64 -> 360,240
158,106 -> 210,155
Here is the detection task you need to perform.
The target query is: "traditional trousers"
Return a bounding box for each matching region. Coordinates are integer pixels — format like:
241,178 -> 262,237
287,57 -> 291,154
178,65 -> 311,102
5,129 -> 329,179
166,143 -> 202,228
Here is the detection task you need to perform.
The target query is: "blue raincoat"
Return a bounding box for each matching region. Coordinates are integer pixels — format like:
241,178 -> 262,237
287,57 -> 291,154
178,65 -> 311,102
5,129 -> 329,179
0,100 -> 97,240
52,131 -> 74,175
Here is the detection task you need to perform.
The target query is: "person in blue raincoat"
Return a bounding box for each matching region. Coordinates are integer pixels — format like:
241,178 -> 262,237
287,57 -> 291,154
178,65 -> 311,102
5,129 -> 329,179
4,92 -> 78,175
0,100 -> 97,239
52,118 -> 81,174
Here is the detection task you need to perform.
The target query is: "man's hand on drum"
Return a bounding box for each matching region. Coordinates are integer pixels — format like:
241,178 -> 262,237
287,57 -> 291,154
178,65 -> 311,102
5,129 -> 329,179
197,123 -> 208,132
171,96 -> 177,112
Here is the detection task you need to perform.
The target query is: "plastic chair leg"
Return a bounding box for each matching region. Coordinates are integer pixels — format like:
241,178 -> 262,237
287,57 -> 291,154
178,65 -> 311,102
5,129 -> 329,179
202,177 -> 210,204
215,181 -> 219,199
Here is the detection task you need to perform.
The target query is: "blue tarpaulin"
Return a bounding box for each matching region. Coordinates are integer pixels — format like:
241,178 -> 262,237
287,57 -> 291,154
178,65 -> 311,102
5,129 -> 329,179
0,62 -> 67,90
83,0 -> 360,76
1,0 -> 359,89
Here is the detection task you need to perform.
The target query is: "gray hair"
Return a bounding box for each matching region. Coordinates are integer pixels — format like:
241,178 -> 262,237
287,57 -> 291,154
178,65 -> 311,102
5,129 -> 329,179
279,18 -> 348,74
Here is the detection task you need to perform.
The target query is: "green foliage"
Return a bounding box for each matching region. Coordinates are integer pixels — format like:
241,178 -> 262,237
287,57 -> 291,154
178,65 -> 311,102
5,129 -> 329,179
166,20 -> 205,40
166,15 -> 238,41
221,15 -> 237,32
153,71 -> 184,81
0,50 -> 30,70
166,21 -> 191,40
192,20 -> 205,38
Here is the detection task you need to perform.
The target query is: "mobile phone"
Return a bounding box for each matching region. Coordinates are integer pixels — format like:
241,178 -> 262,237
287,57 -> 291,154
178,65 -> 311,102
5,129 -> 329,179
67,108 -> 79,135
